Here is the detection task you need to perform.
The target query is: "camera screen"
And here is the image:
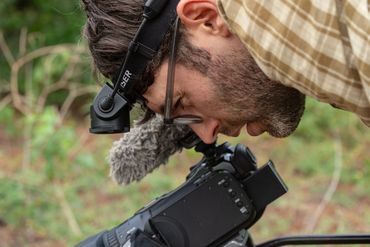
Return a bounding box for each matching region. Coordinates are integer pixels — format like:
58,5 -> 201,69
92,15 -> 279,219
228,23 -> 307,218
150,172 -> 254,247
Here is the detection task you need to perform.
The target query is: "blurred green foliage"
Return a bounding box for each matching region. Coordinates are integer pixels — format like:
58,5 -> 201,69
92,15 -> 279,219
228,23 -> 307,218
0,0 -> 94,118
0,0 -> 85,81
0,0 -> 84,46
0,106 -> 17,136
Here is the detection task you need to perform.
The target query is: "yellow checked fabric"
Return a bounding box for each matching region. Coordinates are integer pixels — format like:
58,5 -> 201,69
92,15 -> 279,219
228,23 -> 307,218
217,0 -> 370,126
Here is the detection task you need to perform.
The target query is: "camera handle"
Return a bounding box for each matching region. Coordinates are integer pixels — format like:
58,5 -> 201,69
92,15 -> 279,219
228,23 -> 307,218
222,230 -> 370,247
254,234 -> 370,247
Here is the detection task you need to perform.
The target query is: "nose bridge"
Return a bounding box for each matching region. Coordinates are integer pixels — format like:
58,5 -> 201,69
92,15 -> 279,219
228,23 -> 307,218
189,118 -> 219,144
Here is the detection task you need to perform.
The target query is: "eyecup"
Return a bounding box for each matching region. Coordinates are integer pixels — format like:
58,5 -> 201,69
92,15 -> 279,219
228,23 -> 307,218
89,105 -> 130,134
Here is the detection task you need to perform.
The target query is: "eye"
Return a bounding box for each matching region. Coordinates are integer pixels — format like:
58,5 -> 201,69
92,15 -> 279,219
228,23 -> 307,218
172,97 -> 186,116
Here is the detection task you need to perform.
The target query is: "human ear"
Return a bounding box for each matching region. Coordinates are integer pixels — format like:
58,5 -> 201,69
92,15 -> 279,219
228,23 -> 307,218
176,0 -> 230,37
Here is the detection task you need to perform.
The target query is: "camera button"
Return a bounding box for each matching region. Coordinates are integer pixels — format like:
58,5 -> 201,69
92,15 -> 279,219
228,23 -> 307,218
228,189 -> 236,198
240,206 -> 249,215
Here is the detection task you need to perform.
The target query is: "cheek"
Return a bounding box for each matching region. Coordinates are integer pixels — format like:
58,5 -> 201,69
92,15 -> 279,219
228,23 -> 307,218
188,98 -> 213,116
195,94 -> 223,115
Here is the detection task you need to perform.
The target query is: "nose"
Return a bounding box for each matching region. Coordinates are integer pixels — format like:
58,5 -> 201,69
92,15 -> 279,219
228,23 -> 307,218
189,118 -> 220,144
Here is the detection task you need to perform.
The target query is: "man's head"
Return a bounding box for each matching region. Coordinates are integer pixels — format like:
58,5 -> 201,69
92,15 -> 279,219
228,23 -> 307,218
82,0 -> 305,144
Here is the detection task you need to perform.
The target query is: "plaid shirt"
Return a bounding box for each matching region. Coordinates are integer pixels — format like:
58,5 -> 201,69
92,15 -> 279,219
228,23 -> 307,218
217,0 -> 370,126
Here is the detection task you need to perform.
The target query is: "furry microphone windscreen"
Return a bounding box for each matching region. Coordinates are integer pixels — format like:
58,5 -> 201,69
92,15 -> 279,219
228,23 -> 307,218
109,114 -> 192,185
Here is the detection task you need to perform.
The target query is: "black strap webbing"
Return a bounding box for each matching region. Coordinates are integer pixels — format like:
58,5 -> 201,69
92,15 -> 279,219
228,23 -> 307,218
115,0 -> 180,100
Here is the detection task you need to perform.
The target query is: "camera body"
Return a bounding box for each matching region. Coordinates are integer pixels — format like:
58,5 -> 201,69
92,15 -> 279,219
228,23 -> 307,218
76,142 -> 288,247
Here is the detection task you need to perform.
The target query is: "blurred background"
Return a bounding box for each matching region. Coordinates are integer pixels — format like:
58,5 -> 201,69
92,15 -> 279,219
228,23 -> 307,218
0,1 -> 369,246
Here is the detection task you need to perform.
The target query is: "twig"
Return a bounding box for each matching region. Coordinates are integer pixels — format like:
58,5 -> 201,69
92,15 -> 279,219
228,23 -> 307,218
0,95 -> 11,111
36,82 -> 70,113
55,46 -> 81,85
0,79 -> 10,93
54,183 -> 82,236
19,28 -> 27,57
10,44 -> 83,115
0,30 -> 15,66
22,61 -> 34,170
59,87 -> 78,122
36,46 -> 84,113
304,134 -> 343,232
10,65 -> 29,115
13,44 -> 81,70
59,85 -> 97,121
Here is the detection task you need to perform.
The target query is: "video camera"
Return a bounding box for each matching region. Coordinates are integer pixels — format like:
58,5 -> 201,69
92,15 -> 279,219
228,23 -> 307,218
75,138 -> 370,247
75,138 -> 288,247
